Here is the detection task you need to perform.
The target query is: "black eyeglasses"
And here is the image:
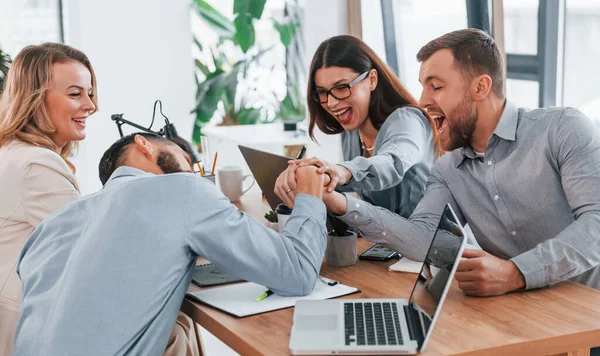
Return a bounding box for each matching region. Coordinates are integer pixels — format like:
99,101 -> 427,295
312,70 -> 370,104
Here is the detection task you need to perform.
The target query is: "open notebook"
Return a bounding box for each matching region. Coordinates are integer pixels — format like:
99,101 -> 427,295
186,278 -> 359,318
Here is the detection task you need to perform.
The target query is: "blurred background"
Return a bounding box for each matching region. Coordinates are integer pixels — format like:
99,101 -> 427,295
1,0 -> 598,194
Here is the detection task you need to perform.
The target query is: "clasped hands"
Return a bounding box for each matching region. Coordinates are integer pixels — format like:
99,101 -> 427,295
274,157 -> 350,208
275,158 -> 526,297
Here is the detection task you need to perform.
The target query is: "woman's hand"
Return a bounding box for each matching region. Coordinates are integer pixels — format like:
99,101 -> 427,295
274,163 -> 299,208
275,162 -> 332,208
292,157 -> 352,193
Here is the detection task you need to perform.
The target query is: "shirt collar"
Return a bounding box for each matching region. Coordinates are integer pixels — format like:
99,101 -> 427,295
493,100 -> 518,142
107,166 -> 153,182
455,100 -> 518,168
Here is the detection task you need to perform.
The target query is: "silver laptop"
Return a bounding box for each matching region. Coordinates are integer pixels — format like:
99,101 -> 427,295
289,204 -> 466,355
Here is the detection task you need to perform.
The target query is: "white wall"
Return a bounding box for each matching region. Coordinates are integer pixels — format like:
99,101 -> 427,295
63,0 -> 196,194
301,0 -> 347,164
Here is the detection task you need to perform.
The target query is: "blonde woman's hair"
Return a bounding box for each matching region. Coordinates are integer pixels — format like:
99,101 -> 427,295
0,43 -> 98,172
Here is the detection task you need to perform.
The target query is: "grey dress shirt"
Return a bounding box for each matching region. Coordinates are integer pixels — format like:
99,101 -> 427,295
338,101 -> 600,290
338,107 -> 435,217
14,167 -> 327,356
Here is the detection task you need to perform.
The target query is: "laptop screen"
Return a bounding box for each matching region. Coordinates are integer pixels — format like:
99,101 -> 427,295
407,204 -> 465,348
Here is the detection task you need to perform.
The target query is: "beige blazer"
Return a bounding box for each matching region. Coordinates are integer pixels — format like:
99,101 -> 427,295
0,140 -> 79,356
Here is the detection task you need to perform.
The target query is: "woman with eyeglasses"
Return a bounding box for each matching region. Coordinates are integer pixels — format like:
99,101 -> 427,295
275,35 -> 438,218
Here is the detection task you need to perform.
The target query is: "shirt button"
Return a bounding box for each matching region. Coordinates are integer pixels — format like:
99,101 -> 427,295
487,160 -> 493,166
511,231 -> 517,236
382,232 -> 387,236
494,195 -> 499,200
355,203 -> 360,208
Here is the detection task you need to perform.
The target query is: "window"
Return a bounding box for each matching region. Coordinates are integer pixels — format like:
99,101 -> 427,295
362,0 -> 468,99
506,79 -> 539,109
563,0 -> 600,123
0,0 -> 63,56
503,0 -> 538,55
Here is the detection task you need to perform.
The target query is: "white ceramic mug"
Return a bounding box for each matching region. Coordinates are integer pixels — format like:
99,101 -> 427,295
217,165 -> 256,202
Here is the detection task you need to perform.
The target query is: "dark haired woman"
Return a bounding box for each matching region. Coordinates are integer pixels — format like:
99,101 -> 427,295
275,35 -> 438,218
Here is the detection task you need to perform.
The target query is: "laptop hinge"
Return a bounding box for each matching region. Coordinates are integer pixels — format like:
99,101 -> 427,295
403,304 -> 425,349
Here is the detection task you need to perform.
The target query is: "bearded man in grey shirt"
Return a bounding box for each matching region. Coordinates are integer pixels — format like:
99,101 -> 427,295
279,28 -> 600,299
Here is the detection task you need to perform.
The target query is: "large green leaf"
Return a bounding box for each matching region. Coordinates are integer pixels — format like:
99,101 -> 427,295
193,36 -> 203,52
232,0 -> 265,52
233,0 -> 266,19
191,0 -> 235,36
194,59 -> 211,77
273,20 -> 300,47
233,14 -> 256,53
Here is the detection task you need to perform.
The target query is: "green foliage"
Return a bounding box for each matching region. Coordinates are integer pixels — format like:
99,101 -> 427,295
233,0 -> 265,52
277,84 -> 305,122
264,210 -> 278,223
0,47 -> 11,94
273,19 -> 300,47
328,213 -> 350,236
190,0 -> 303,145
191,0 -> 235,37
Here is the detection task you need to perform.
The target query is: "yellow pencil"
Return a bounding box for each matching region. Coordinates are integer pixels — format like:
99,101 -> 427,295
197,162 -> 205,176
210,152 -> 218,175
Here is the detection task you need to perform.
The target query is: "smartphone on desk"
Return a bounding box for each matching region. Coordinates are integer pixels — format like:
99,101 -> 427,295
358,244 -> 399,261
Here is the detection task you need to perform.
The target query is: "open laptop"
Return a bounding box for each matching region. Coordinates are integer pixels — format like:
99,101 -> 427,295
289,203 -> 466,355
238,145 -> 291,210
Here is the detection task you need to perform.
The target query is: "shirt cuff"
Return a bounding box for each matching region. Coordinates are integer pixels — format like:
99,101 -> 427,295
292,194 -> 327,225
338,162 -> 368,183
337,194 -> 372,226
510,252 -> 546,290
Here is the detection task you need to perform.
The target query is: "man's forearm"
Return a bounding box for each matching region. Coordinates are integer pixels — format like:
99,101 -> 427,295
323,191 -> 348,215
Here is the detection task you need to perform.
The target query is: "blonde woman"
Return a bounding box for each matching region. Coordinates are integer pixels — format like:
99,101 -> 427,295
0,43 -> 97,355
0,44 -> 200,356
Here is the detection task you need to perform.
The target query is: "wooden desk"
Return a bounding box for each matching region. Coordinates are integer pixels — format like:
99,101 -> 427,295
182,190 -> 600,356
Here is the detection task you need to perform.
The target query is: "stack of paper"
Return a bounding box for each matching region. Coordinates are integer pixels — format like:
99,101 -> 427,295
388,257 -> 423,273
186,278 -> 359,318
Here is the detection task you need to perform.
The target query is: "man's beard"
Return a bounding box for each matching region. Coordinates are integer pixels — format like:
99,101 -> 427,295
444,96 -> 478,151
157,150 -> 184,174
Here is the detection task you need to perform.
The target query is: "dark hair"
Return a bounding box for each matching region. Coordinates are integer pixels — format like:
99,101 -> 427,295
416,28 -> 505,98
307,35 -> 436,145
98,132 -> 192,185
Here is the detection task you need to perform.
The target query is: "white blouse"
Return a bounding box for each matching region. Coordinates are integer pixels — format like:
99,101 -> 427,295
0,139 -> 79,355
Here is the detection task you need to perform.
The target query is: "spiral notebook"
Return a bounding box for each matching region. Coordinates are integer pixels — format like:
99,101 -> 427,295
186,278 -> 359,318
191,263 -> 244,287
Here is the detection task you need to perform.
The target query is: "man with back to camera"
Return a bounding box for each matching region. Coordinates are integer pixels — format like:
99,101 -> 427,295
281,28 -> 600,299
14,132 -> 328,355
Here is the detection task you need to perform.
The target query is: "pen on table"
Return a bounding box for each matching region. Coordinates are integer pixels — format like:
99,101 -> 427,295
255,289 -> 273,302
319,276 -> 338,286
210,152 -> 218,175
296,145 -> 306,160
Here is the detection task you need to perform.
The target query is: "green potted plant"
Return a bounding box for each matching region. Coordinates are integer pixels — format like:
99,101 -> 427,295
190,0 -> 302,145
263,209 -> 279,231
0,47 -> 11,94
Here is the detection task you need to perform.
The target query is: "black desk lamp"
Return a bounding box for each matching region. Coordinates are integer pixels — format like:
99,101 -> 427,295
111,100 -> 201,164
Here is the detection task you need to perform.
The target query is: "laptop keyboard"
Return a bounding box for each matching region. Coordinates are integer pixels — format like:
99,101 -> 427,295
344,302 -> 404,346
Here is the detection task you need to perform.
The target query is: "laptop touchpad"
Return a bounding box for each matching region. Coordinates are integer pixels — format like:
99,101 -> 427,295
296,314 -> 338,331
